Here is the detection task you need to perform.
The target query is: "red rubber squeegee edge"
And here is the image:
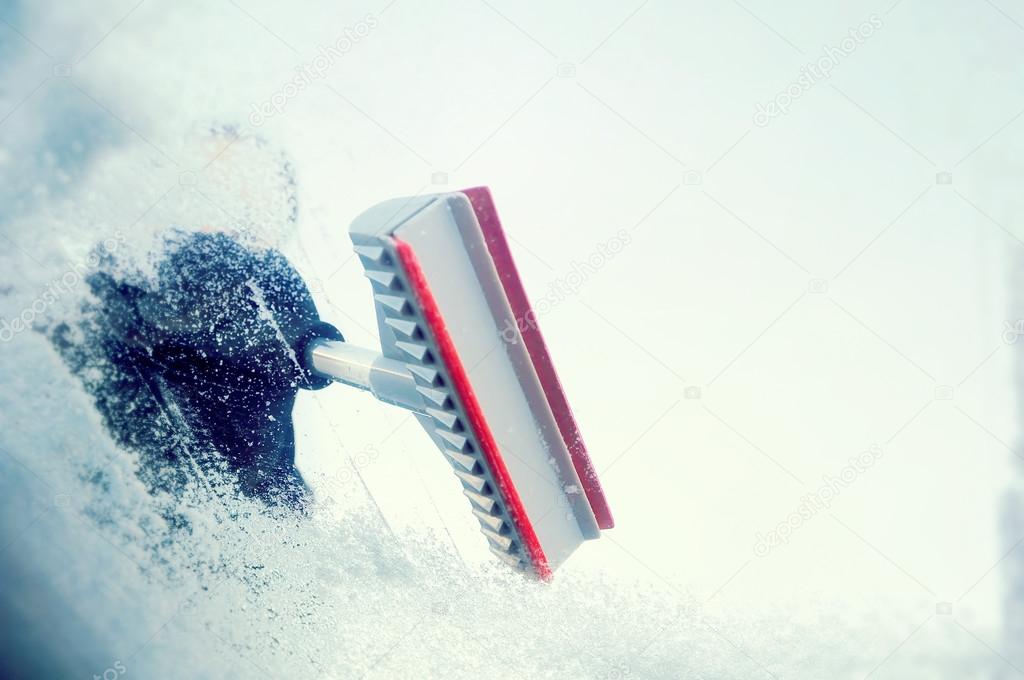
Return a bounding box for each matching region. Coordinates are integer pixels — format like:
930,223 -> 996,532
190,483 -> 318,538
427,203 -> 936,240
391,236 -> 554,580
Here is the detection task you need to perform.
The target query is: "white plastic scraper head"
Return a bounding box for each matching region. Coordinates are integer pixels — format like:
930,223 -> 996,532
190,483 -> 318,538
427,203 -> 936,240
349,187 -> 614,579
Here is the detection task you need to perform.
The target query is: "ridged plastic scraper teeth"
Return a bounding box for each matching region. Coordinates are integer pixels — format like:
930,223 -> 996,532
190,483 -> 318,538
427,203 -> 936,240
435,429 -> 469,451
374,294 -> 410,315
414,386 -> 447,407
443,448 -> 477,472
345,189 -> 613,579
453,469 -> 488,492
353,244 -> 386,263
463,489 -> 496,513
350,232 -> 538,576
481,527 -> 513,551
472,508 -> 504,532
425,407 -> 458,429
405,364 -> 441,386
383,317 -> 419,338
364,269 -> 399,288
395,341 -> 430,362
490,546 -> 524,569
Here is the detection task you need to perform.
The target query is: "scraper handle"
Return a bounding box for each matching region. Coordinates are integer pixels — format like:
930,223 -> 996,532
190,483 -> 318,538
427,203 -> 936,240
307,339 -> 425,414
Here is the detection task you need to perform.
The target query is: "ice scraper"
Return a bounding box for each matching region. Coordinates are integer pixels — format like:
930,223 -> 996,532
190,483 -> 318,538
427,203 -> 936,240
306,187 -> 613,579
